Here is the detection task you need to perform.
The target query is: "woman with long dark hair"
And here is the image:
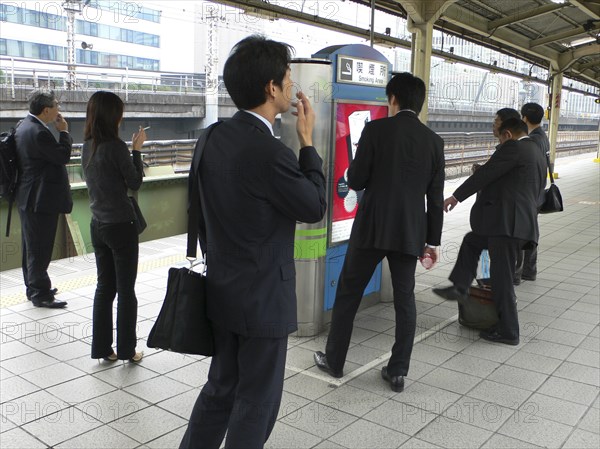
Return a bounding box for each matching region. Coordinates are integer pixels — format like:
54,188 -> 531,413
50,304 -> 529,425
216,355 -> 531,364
82,91 -> 146,362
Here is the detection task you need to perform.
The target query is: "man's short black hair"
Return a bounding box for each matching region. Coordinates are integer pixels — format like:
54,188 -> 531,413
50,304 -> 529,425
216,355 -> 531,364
499,117 -> 528,136
28,90 -> 56,115
223,35 -> 293,110
521,103 -> 544,125
385,73 -> 426,114
496,108 -> 520,122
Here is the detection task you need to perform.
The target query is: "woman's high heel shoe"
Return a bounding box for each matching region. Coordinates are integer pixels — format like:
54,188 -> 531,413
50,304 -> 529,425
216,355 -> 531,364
103,352 -> 118,362
129,351 -> 143,363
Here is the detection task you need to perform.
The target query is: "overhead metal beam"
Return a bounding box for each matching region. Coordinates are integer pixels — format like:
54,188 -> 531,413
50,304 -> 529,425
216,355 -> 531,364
570,69 -> 600,86
530,25 -> 600,48
569,0 -> 600,20
211,0 -> 413,49
574,59 -> 600,71
465,0 -> 498,15
350,0 -> 407,17
211,0 -> 599,88
488,3 -> 566,31
558,43 -> 600,69
431,49 -> 546,83
397,0 -> 457,23
442,3 -> 560,62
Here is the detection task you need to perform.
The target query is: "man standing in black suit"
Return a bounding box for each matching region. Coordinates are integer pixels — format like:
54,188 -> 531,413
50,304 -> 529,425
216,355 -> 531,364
521,103 -> 550,159
314,73 -> 445,392
515,102 -> 550,282
433,118 -> 546,345
15,90 -> 72,308
179,36 -> 326,449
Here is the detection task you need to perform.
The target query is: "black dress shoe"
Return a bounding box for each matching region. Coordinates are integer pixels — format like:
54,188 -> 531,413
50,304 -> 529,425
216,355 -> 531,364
381,366 -> 405,392
27,288 -> 59,301
521,274 -> 536,281
313,351 -> 343,378
479,329 -> 519,346
32,298 -> 67,309
432,285 -> 468,301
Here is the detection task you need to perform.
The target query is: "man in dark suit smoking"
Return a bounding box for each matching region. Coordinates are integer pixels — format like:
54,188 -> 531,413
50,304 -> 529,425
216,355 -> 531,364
15,90 -> 72,308
179,35 -> 326,449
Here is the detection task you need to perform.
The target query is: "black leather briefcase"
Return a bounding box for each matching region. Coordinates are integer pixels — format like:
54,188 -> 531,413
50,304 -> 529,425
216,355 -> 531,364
147,266 -> 214,356
457,284 -> 499,330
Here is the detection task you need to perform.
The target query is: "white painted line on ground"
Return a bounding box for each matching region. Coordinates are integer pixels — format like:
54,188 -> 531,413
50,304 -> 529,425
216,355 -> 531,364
289,313 -> 459,386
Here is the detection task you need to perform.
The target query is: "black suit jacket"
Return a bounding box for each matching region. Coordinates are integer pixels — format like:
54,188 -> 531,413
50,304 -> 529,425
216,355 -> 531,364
15,115 -> 73,214
195,111 -> 326,338
529,127 -> 550,159
347,111 -> 445,257
453,137 -> 546,244
528,127 -> 550,206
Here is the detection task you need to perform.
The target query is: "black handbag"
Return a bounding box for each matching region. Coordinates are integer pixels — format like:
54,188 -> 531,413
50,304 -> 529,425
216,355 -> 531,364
147,266 -> 213,355
147,122 -> 221,356
129,196 -> 147,234
539,155 -> 563,214
457,285 -> 499,330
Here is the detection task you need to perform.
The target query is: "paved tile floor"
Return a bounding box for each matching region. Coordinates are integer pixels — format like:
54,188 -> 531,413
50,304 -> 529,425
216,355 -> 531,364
1,153 -> 598,448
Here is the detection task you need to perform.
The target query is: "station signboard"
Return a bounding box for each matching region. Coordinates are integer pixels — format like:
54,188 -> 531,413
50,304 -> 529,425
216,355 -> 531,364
336,55 -> 388,87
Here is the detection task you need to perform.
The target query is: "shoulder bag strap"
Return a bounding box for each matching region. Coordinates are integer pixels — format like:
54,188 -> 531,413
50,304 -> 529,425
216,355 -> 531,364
5,120 -> 23,238
546,154 -> 554,185
186,121 -> 222,260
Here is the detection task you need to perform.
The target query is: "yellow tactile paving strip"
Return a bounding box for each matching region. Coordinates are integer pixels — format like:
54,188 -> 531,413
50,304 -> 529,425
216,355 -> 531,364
0,254 -> 184,309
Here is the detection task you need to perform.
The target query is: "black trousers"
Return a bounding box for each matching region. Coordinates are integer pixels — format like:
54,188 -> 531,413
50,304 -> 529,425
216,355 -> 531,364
515,246 -> 538,280
90,219 -> 139,360
449,232 -> 525,340
325,246 -> 418,377
19,208 -> 59,302
179,326 -> 287,449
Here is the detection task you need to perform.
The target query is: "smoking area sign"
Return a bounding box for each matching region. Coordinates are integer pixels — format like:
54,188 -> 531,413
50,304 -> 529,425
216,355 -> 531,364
337,55 -> 388,87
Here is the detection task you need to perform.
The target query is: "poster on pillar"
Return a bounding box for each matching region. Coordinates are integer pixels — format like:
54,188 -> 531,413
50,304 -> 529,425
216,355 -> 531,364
331,102 -> 388,244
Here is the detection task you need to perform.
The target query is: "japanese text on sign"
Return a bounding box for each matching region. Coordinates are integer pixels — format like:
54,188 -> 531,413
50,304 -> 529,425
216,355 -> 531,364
337,56 -> 388,87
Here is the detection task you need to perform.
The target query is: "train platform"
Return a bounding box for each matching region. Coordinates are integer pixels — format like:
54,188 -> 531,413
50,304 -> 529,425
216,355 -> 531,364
0,153 -> 598,449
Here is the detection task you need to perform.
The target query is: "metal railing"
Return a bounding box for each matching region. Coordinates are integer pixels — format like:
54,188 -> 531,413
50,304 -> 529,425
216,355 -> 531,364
67,130 -> 598,183
443,130 -> 598,177
70,139 -> 196,182
0,57 -> 227,98
3,58 -> 598,120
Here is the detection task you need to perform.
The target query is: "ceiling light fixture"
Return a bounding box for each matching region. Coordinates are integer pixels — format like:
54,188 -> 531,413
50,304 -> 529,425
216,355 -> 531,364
568,36 -> 597,46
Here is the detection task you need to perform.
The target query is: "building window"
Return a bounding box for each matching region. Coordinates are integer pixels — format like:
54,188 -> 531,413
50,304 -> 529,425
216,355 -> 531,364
0,38 -> 67,62
0,5 -> 66,30
0,37 -> 157,70
75,20 -> 159,48
87,1 -> 161,23
76,48 -> 158,70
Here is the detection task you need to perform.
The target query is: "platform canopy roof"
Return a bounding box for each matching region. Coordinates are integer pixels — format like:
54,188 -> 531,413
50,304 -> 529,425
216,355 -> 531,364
215,0 -> 600,89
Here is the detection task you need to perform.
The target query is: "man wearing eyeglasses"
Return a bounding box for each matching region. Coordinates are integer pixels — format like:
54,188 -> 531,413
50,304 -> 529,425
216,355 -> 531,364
14,90 -> 72,308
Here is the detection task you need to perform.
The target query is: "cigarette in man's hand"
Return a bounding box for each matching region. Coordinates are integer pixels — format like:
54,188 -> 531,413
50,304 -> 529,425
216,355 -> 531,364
143,126 -> 151,130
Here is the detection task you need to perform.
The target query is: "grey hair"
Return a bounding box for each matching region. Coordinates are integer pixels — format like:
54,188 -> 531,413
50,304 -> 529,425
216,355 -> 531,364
28,90 -> 56,115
